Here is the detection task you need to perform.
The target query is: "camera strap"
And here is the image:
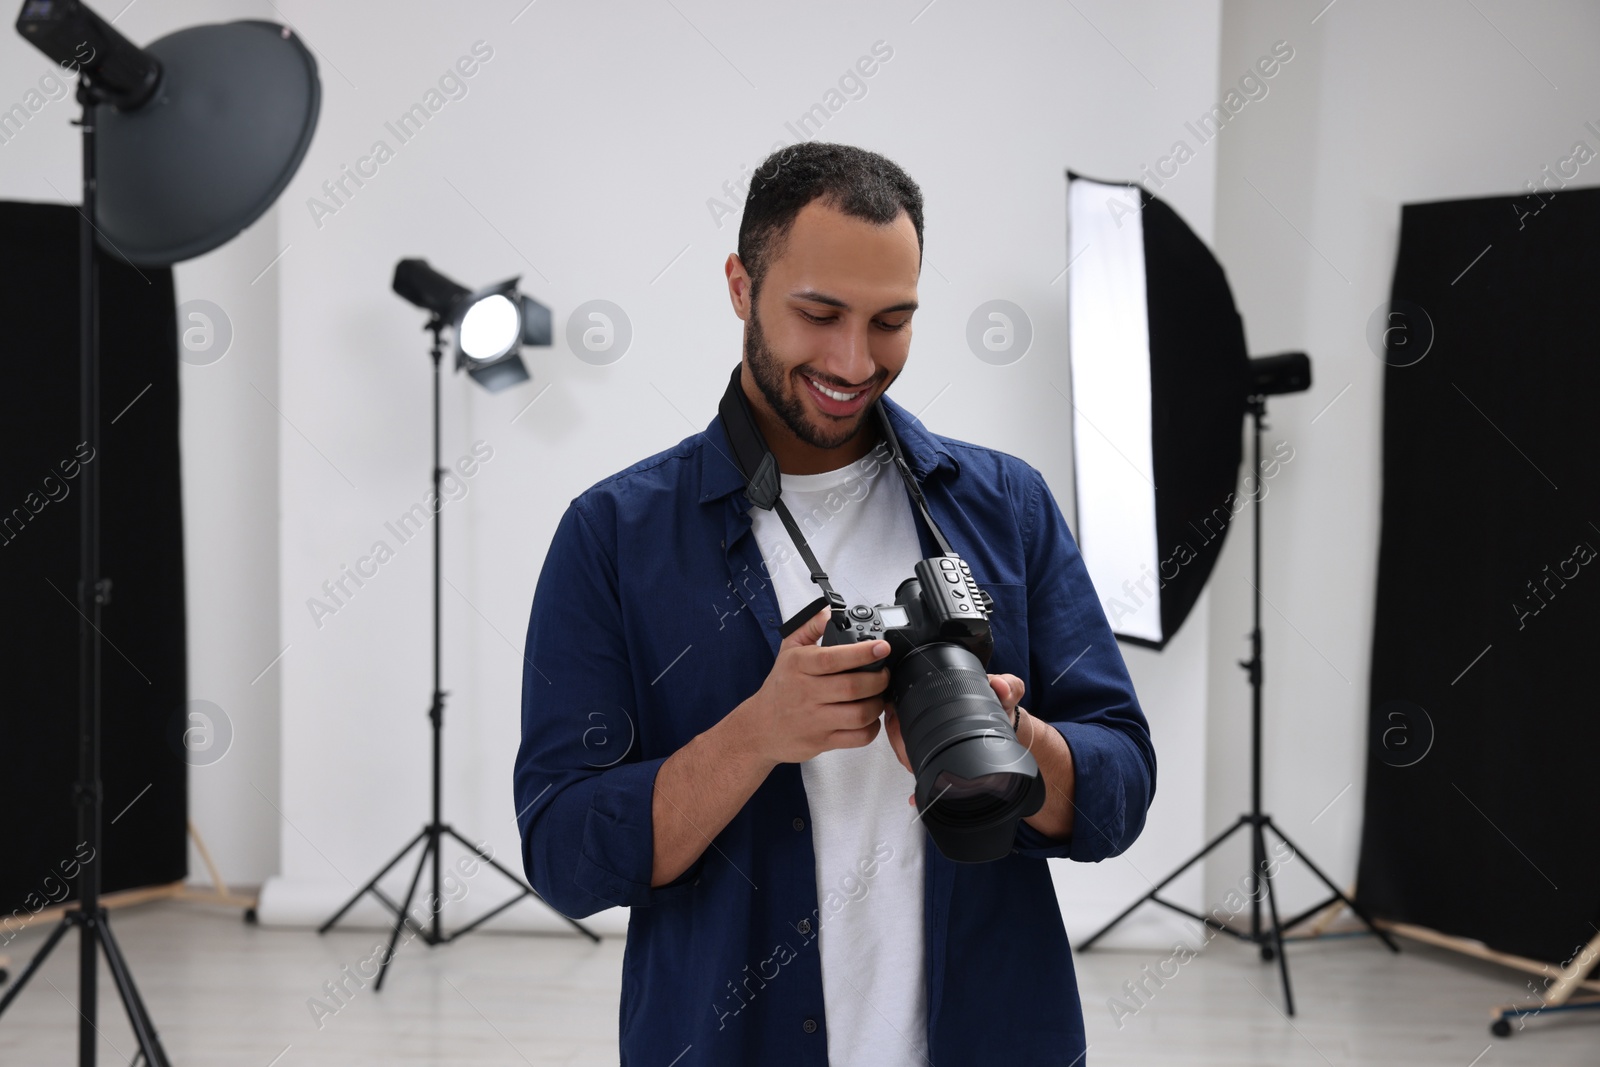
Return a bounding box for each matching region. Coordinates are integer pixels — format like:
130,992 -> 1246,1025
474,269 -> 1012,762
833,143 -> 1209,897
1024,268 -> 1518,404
716,364 -> 957,637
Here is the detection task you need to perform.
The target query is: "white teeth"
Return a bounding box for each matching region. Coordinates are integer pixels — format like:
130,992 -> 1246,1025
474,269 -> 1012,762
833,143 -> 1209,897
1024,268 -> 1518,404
808,377 -> 862,402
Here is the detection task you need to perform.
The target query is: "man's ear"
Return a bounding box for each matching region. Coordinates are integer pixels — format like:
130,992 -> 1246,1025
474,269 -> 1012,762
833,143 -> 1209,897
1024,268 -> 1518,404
725,253 -> 752,322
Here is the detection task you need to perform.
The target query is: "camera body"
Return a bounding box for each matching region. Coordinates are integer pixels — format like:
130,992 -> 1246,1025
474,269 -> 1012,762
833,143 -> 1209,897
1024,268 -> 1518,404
820,555 -> 996,670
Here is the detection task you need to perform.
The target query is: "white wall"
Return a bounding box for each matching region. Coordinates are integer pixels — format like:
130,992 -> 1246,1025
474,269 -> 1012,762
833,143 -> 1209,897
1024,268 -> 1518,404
33,0 -> 1522,948
248,0 -> 1226,940
1202,0 -> 1600,916
0,0 -> 284,888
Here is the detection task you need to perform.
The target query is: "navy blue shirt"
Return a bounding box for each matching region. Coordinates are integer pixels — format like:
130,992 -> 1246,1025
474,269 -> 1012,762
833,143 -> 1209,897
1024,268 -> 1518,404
515,387 -> 1156,1065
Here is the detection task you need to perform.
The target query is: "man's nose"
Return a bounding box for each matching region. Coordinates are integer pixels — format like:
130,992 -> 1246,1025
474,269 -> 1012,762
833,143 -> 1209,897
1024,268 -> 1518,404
818,324 -> 876,387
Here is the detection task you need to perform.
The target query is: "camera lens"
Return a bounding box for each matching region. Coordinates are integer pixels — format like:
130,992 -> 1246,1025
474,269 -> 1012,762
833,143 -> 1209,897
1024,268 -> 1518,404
890,643 -> 1045,862
929,769 -> 1029,816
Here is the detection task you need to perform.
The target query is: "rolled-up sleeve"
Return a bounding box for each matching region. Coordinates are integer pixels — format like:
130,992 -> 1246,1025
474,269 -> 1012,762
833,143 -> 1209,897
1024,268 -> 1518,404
1010,465 -> 1157,862
514,499 -> 699,918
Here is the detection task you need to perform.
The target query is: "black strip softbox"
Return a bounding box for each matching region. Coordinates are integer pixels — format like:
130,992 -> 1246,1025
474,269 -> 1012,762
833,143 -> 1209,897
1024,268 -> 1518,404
1066,173 -> 1248,650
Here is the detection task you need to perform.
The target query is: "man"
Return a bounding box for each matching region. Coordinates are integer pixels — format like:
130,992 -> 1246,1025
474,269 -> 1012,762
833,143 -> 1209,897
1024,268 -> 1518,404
515,142 -> 1155,1065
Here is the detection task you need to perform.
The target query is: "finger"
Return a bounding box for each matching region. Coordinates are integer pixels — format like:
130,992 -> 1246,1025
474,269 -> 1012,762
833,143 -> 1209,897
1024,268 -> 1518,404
814,665 -> 890,703
817,696 -> 886,733
804,636 -> 892,675
825,719 -> 881,750
989,673 -> 1023,708
780,604 -> 835,651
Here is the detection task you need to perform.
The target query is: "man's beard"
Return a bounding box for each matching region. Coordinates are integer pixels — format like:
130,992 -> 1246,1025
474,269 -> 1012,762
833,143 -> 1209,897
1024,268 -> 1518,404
745,298 -> 879,452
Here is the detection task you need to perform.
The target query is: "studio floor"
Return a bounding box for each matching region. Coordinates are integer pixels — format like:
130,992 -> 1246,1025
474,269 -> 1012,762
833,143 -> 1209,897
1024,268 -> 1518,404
0,902 -> 1593,1065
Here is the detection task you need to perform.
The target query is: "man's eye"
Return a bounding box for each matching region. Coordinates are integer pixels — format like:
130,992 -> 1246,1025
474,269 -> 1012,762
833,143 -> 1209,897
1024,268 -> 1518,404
799,310 -> 836,324
877,319 -> 910,332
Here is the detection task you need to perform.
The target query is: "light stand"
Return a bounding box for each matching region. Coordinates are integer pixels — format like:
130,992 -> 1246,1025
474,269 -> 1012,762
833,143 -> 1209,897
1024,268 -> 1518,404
0,87 -> 171,1067
318,319 -> 597,986
4,6 -> 314,1060
1077,391 -> 1401,1014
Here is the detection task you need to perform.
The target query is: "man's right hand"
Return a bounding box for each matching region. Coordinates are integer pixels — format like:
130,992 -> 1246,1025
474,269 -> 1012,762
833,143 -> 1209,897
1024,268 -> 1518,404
734,604 -> 892,765
649,605 -> 892,887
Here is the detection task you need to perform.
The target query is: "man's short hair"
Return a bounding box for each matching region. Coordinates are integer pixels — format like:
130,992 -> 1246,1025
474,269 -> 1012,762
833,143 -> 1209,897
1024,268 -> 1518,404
737,141 -> 924,301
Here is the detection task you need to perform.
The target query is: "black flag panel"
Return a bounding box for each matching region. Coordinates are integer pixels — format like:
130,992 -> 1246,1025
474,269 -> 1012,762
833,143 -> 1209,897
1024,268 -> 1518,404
1356,186 -> 1600,964
0,201 -> 187,919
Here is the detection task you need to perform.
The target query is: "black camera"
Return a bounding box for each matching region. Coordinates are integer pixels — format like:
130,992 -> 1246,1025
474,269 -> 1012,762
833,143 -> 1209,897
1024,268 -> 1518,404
822,554 -> 1046,862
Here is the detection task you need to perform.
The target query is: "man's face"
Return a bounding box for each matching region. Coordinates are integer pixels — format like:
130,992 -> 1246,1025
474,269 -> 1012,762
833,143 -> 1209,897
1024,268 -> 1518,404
730,198 -> 919,453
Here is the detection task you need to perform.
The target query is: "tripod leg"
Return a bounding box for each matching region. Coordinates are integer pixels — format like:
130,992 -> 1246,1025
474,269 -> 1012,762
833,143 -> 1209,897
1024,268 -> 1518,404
1256,823 -> 1295,1017
319,827 -> 430,934
0,915 -> 74,1018
376,833 -> 433,992
98,916 -> 171,1067
367,887 -> 432,943
1265,821 -> 1401,953
1078,815 -> 1249,951
444,827 -> 601,943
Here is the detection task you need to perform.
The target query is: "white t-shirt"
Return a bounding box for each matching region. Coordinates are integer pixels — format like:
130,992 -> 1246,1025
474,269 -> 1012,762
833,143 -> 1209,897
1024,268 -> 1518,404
747,440 -> 930,1066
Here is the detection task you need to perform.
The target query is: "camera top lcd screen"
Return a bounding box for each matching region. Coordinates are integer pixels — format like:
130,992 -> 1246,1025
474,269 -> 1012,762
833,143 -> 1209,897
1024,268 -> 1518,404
879,606 -> 909,628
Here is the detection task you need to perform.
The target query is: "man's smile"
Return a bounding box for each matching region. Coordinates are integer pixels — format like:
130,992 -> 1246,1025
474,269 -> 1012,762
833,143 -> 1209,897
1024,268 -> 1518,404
800,371 -> 875,416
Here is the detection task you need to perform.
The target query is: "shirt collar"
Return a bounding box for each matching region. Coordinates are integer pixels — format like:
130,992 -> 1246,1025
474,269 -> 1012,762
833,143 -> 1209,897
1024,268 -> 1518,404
697,387 -> 959,505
